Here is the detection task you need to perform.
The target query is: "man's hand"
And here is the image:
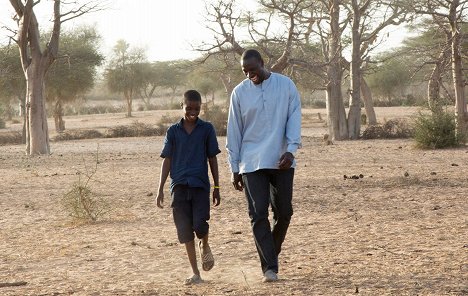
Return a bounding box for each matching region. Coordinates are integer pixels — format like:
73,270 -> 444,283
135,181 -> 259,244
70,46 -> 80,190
231,172 -> 244,191
212,188 -> 221,206
278,152 -> 294,170
156,191 -> 164,208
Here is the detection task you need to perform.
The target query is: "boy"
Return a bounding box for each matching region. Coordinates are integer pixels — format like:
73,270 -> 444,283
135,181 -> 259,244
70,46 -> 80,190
156,89 -> 221,285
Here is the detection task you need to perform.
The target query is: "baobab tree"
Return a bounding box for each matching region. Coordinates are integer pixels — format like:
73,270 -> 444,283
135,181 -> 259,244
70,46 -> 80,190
7,0 -> 102,155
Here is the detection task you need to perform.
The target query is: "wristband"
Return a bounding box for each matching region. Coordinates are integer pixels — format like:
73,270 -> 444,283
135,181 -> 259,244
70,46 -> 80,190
213,186 -> 220,189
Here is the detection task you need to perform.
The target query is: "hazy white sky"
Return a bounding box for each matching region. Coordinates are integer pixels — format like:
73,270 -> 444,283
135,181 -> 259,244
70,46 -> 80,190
0,0 -> 405,62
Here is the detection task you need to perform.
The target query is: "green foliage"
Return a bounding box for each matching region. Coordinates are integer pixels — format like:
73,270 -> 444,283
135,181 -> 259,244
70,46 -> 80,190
0,118 -> 5,129
0,45 -> 25,104
105,40 -> 148,94
366,53 -> 412,103
46,26 -> 104,105
413,109 -> 464,149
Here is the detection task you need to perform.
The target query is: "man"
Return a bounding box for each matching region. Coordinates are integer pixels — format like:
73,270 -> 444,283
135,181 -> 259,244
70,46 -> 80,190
226,49 -> 301,282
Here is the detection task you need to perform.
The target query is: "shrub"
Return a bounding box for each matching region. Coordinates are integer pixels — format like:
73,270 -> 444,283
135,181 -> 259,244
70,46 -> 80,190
0,118 -> 5,129
0,131 -> 22,145
203,104 -> 228,136
105,121 -> 164,138
362,119 -> 413,139
53,129 -> 103,141
61,147 -> 110,222
413,109 -> 464,149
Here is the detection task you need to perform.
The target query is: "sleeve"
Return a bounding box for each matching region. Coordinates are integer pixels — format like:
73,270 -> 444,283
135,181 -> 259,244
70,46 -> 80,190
160,126 -> 174,158
286,79 -> 302,154
206,123 -> 221,158
226,89 -> 243,173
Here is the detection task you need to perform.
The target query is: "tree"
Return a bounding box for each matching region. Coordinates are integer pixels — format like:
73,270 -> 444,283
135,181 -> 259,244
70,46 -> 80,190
46,26 -> 103,132
7,0 -> 102,155
0,45 -> 26,118
345,0 -> 407,138
366,53 -> 412,102
411,0 -> 467,136
105,40 -> 147,117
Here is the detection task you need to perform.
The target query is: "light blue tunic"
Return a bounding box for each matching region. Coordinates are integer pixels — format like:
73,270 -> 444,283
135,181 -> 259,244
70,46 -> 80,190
226,72 -> 302,174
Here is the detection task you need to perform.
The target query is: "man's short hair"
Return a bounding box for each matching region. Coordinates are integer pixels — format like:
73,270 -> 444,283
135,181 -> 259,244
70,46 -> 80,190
184,90 -> 202,103
241,49 -> 263,63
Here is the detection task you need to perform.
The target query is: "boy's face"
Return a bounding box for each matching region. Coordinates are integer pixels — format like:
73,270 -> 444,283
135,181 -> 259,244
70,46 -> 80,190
183,100 -> 201,123
241,57 -> 265,85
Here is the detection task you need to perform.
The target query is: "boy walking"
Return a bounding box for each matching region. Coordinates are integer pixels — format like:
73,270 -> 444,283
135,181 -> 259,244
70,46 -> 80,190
156,90 -> 221,285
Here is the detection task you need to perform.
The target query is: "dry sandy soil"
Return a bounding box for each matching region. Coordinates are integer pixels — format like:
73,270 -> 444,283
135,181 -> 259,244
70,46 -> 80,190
0,107 -> 467,295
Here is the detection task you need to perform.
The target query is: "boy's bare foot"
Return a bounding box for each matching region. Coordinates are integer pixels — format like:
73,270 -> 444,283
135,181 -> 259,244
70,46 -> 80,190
184,274 -> 203,285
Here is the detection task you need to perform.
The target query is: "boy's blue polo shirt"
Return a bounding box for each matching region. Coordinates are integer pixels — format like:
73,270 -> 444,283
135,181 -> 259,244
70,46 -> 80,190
161,118 -> 221,193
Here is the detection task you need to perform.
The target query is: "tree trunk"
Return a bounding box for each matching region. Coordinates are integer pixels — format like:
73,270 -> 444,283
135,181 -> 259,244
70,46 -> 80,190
449,0 -> 467,136
428,47 -> 450,112
125,90 -> 133,117
348,0 -> 362,140
360,77 -> 377,125
54,99 -> 65,132
26,64 -> 50,155
326,0 -> 348,140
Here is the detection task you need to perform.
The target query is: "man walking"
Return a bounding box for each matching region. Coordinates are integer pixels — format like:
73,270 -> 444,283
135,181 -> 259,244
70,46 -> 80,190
226,49 -> 301,282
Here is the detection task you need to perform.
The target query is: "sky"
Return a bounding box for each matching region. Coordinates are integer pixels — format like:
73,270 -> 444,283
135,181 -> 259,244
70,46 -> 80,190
0,0 -> 406,62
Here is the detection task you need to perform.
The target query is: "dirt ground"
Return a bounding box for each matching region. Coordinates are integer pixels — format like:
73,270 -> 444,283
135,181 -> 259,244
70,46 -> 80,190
0,107 -> 467,296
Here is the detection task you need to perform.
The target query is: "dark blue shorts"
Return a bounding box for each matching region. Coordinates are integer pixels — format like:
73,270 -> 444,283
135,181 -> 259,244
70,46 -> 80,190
171,185 -> 210,244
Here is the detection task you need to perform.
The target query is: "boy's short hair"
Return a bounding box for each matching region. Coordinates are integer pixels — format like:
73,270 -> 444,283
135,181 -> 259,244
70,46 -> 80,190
241,49 -> 263,63
184,90 -> 202,103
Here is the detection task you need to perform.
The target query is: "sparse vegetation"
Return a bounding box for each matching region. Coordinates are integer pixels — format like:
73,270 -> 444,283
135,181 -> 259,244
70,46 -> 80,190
203,104 -> 228,136
0,131 -> 22,145
413,108 -> 465,149
361,118 -> 413,139
61,146 -> 110,222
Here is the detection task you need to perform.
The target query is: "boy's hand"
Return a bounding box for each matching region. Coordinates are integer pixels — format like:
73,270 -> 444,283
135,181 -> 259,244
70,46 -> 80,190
231,173 -> 244,191
156,191 -> 164,208
212,188 -> 220,206
278,152 -> 294,170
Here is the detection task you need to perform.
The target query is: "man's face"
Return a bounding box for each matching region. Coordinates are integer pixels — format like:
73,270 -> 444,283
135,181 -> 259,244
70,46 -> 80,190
183,100 -> 201,123
241,57 -> 265,85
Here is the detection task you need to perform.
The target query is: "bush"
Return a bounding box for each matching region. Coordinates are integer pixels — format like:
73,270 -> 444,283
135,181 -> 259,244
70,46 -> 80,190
362,119 -> 413,139
0,118 -> 5,129
61,147 -> 110,222
413,109 -> 464,149
0,131 -> 22,145
105,121 -> 164,138
203,104 -> 228,136
53,129 -> 103,141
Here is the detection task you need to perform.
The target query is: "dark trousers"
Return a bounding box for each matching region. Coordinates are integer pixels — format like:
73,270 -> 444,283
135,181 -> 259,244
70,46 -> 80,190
242,168 -> 294,273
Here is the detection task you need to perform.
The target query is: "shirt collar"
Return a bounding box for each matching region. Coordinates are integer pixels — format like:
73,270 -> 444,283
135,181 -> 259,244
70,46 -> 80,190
176,117 -> 203,129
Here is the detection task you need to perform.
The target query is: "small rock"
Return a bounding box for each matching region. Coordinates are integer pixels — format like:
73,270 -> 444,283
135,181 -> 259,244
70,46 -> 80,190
430,172 -> 437,175
451,163 -> 459,166
404,172 -> 410,177
146,192 -> 153,197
